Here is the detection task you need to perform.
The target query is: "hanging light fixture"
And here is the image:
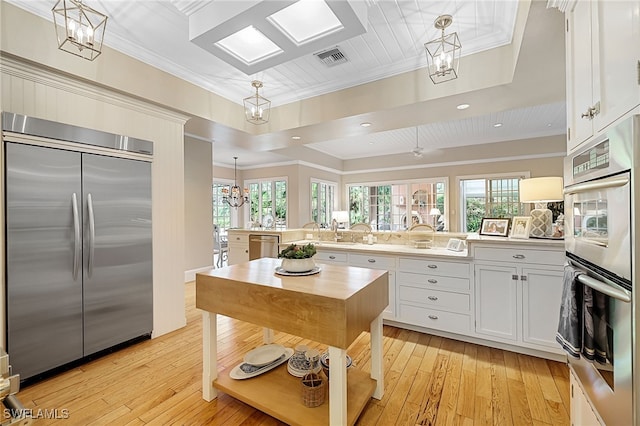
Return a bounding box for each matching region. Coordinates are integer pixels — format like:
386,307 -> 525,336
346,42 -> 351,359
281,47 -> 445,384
243,80 -> 271,125
424,14 -> 461,84
411,127 -> 424,158
221,157 -> 249,208
52,0 -> 108,61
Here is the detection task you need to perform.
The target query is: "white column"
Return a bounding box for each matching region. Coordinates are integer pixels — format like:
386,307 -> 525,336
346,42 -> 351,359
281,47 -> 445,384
202,311 -> 218,401
370,312 -> 384,399
328,346 -> 348,425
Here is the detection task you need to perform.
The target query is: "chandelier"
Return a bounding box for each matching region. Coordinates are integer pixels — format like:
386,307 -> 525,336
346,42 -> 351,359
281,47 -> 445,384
243,81 -> 271,125
222,157 -> 249,208
52,0 -> 108,61
424,15 -> 461,84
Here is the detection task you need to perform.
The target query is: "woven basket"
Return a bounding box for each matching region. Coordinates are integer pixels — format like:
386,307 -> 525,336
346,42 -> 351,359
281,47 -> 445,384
301,373 -> 325,407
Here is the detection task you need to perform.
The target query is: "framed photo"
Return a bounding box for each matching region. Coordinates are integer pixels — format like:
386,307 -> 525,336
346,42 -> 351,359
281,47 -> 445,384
510,216 -> 531,239
479,218 -> 511,237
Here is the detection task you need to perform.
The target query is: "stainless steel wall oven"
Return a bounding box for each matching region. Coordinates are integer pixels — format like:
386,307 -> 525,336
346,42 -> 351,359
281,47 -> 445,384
563,115 -> 638,425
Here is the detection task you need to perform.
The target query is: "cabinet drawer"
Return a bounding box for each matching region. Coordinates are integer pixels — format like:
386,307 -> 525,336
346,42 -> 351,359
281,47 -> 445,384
397,271 -> 470,291
398,257 -> 470,278
398,304 -> 471,335
398,286 -> 470,312
315,250 -> 347,263
227,233 -> 249,244
349,253 -> 396,270
473,246 -> 563,266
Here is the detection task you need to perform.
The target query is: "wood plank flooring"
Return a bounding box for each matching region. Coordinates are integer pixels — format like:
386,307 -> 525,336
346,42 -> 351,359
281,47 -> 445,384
16,281 -> 570,425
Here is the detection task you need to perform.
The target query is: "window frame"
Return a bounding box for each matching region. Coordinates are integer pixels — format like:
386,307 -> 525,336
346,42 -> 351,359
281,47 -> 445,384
212,179 -> 235,230
244,176 -> 289,229
310,178 -> 337,228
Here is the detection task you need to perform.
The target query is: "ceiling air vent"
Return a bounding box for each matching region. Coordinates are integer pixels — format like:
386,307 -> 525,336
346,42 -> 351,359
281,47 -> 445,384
314,47 -> 348,67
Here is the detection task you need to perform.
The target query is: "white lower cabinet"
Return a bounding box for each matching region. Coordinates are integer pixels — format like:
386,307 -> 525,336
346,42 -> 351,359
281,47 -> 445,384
397,257 -> 472,335
473,244 -> 564,354
570,368 -> 603,426
227,234 -> 249,265
349,253 -> 397,320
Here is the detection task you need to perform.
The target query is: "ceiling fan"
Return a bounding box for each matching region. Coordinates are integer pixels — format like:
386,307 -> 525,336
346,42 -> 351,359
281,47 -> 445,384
411,127 -> 424,158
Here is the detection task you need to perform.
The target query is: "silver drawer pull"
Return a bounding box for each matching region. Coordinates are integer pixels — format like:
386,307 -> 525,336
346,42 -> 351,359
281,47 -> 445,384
512,274 -> 519,280
512,254 -> 525,259
428,315 -> 438,320
427,296 -> 438,301
427,279 -> 438,284
329,255 -> 336,260
368,259 -> 376,263
235,237 -> 241,240
427,264 -> 438,269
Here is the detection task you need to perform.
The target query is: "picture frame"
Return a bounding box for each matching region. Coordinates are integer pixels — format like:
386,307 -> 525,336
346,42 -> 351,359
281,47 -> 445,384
510,216 -> 531,239
446,238 -> 465,252
479,218 -> 511,237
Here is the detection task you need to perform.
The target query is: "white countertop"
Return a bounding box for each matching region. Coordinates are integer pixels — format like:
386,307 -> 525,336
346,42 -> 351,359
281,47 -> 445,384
290,240 -> 470,258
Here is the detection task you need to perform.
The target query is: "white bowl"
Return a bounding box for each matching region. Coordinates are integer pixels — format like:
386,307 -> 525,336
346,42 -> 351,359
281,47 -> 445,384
280,258 -> 315,273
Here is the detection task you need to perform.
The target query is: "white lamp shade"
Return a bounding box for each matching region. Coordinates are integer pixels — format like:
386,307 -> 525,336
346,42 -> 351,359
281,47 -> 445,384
519,177 -> 564,202
332,210 -> 350,223
429,208 -> 441,216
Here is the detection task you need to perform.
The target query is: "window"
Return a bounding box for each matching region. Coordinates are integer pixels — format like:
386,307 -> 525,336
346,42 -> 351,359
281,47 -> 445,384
247,178 -> 288,228
311,179 -> 336,227
347,178 -> 448,231
459,174 -> 527,232
212,182 -> 232,230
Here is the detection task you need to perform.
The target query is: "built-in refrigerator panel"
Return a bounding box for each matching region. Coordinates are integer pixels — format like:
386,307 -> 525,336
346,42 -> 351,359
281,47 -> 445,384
5,143 -> 84,380
82,154 -> 152,355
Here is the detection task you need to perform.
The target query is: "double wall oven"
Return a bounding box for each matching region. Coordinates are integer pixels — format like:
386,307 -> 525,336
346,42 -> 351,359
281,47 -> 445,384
563,115 -> 638,425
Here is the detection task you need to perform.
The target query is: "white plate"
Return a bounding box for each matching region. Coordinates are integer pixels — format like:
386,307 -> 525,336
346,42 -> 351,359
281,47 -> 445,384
262,214 -> 274,228
230,348 -> 293,380
244,343 -> 286,367
274,266 -> 321,276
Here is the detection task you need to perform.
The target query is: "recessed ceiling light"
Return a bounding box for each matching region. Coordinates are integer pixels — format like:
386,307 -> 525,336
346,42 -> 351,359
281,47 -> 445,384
360,122 -> 372,127
547,123 -> 552,127
456,104 -> 470,110
493,123 -> 503,128
291,136 -> 301,140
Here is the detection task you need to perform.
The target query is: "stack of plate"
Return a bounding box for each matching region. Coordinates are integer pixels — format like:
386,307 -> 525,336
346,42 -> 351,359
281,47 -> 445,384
230,344 -> 293,380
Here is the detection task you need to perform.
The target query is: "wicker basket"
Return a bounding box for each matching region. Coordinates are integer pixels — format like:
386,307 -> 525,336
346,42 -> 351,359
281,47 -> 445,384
301,373 -> 325,407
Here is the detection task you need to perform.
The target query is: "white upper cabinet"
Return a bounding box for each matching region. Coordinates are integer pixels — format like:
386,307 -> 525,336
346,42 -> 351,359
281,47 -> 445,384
566,0 -> 640,153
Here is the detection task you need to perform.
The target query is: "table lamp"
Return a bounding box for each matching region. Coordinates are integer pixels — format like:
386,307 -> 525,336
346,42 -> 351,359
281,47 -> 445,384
519,177 -> 563,238
429,208 -> 441,229
331,210 -> 350,229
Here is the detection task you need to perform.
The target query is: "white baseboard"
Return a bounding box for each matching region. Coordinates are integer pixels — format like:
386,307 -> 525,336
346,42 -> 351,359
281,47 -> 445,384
184,265 -> 214,283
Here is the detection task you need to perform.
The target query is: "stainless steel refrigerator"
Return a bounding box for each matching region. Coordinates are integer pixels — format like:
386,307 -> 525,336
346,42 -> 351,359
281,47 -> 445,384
5,141 -> 153,382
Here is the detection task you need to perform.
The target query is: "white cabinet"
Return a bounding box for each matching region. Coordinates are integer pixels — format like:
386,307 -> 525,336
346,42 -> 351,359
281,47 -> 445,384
227,233 -> 249,265
314,250 -> 348,264
397,257 -> 473,335
472,244 -> 564,353
566,0 -> 640,153
349,253 -> 397,319
570,368 -> 604,426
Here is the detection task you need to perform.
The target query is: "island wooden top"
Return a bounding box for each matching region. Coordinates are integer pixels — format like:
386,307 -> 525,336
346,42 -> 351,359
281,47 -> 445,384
196,258 -> 388,348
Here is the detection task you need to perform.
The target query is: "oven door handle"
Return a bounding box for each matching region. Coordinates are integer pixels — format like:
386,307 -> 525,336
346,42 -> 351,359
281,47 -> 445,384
564,174 -> 629,195
577,274 -> 632,303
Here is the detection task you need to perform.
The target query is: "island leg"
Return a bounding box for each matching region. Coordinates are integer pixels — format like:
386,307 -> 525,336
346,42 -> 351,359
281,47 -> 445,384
328,346 -> 347,425
202,311 -> 218,401
370,312 -> 384,399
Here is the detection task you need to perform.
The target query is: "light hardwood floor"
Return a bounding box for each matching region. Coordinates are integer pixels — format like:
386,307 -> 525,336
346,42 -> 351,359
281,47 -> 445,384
16,281 -> 570,425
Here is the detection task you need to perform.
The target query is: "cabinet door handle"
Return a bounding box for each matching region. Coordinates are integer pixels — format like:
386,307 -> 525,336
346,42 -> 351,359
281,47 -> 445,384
512,254 -> 525,259
427,279 -> 438,284
368,259 -> 376,263
235,237 -> 241,240
427,264 -> 438,269
329,255 -> 336,260
244,250 -> 248,253
512,274 -> 519,280
521,275 -> 527,281
428,315 -> 438,320
427,296 -> 438,301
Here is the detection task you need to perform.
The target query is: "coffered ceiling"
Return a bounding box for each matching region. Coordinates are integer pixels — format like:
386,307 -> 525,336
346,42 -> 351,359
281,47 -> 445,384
6,0 -> 567,168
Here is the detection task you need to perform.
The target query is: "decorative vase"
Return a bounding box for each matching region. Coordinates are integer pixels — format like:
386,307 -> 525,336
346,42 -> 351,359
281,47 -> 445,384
281,257 -> 315,273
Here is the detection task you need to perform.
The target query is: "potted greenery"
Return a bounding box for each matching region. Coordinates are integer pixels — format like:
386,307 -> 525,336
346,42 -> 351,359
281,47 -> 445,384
278,243 -> 317,272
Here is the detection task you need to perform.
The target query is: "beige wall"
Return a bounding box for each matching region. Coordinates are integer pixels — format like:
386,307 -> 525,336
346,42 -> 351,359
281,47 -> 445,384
184,137 -> 214,273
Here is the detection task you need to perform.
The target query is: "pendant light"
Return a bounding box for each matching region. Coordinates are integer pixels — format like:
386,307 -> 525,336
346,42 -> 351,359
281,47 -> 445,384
243,80 -> 271,125
411,127 -> 424,158
424,14 -> 461,84
222,157 -> 249,208
52,0 -> 108,61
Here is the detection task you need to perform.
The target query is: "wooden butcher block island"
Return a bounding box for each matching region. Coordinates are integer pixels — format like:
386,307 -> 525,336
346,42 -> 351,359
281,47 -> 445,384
196,258 -> 389,426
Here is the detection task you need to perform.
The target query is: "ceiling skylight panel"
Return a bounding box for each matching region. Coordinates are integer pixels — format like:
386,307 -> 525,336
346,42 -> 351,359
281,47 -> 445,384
215,26 -> 283,65
268,0 -> 343,46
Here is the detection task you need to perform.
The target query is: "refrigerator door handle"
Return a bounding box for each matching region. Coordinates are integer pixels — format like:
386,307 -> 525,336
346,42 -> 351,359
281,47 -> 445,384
72,193 -> 81,280
87,193 -> 95,278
